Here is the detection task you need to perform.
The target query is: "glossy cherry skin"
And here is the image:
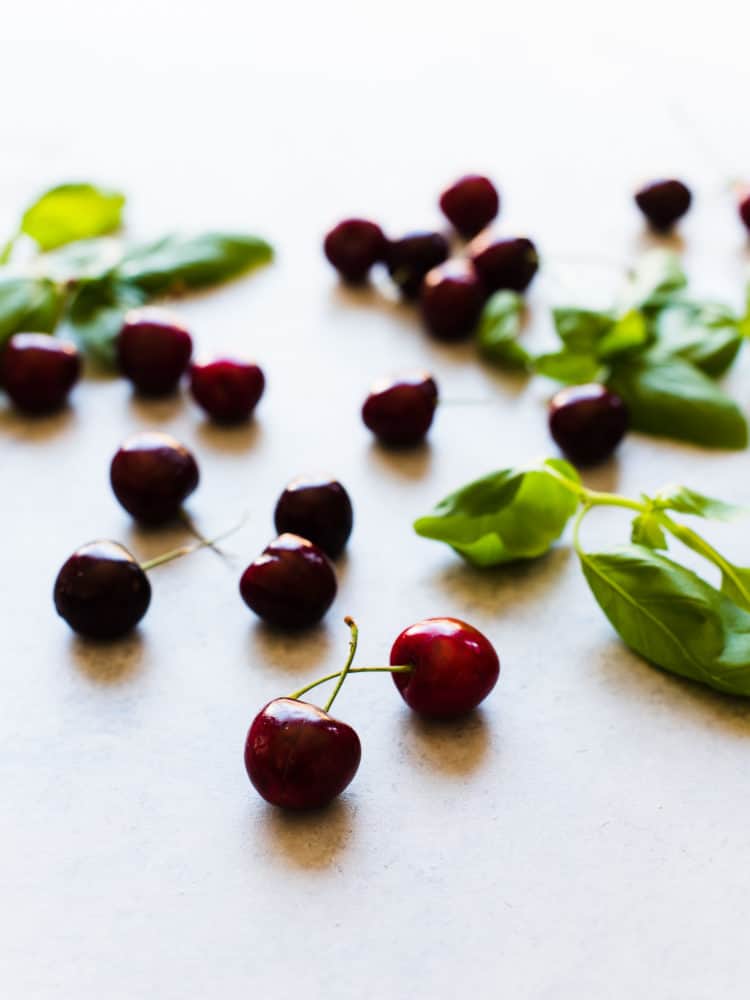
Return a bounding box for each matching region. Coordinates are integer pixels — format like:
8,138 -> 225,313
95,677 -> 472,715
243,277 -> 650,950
323,218 -> 387,283
53,541 -> 152,639
116,308 -> 193,395
390,617 -> 500,719
548,383 -> 628,466
1,334 -> 81,414
239,534 -> 337,629
362,372 -> 438,447
274,477 -> 353,558
110,432 -> 200,523
439,174 -> 499,239
634,179 -> 692,231
470,236 -> 539,293
738,189 -> 750,233
245,698 -> 361,810
385,231 -> 450,298
420,261 -> 485,341
189,358 -> 265,423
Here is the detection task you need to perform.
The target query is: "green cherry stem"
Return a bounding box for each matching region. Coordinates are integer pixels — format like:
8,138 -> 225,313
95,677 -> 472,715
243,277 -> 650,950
139,514 -> 248,572
323,616 -> 359,712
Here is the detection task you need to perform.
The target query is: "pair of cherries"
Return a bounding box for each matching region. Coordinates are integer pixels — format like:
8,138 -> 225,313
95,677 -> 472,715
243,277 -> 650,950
324,174 -> 539,342
245,615 -> 500,810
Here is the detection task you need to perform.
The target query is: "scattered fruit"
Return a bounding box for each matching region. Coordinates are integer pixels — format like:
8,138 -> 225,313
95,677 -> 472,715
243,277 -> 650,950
420,260 -> 485,341
362,372 -> 438,446
439,174 -> 499,239
385,231 -> 450,298
274,477 -> 353,558
634,179 -> 692,231
1,333 -> 81,414
110,431 -> 200,523
548,383 -> 628,465
189,358 -> 265,423
323,218 -> 387,283
116,308 -> 193,395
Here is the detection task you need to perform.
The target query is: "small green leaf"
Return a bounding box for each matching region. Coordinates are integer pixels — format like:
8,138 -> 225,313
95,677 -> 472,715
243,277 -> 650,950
65,277 -> 146,368
533,350 -> 602,384
606,354 -> 748,449
414,458 -> 580,567
619,250 -> 687,312
654,302 -> 742,376
579,543 -> 750,696
20,183 -> 125,251
0,276 -> 64,350
631,512 -> 668,549
596,309 -> 650,360
552,307 -> 613,352
653,485 -> 747,521
721,564 -> 750,613
476,291 -> 530,369
116,232 -> 273,295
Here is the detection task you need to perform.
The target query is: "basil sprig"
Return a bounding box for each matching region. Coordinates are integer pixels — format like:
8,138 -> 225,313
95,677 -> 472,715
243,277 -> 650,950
415,461 -> 750,696
478,250 -> 750,449
0,184 -> 273,362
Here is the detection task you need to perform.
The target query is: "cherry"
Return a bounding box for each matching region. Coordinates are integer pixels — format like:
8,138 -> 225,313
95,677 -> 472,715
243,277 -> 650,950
53,540 -> 151,639
110,432 -> 200,524
116,308 -> 193,395
274,477 -> 353,558
189,357 -> 265,423
439,174 -> 499,239
385,231 -> 450,298
548,383 -> 628,466
738,188 -> 750,234
390,617 -> 500,718
239,533 -> 337,628
634,179 -> 692,232
362,372 -> 438,447
323,218 -> 387,283
420,260 -> 485,341
1,333 -> 81,414
470,236 -> 539,293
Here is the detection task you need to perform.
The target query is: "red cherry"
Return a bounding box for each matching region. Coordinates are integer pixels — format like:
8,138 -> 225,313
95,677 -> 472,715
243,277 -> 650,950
738,188 -> 750,233
439,174 -> 499,239
189,358 -> 265,423
244,697 -> 361,809
470,236 -> 539,293
117,308 -> 193,395
362,372 -> 438,446
323,218 -> 387,283
634,178 -> 692,231
420,260 -> 485,341
110,432 -> 200,524
1,333 -> 81,414
390,617 -> 500,718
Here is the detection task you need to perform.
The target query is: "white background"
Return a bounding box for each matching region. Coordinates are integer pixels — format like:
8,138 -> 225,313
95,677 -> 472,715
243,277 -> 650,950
3,2 -> 750,997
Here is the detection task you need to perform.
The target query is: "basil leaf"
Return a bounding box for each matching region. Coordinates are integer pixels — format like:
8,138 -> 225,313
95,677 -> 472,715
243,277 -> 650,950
579,544 -> 750,696
654,302 -> 742,376
66,277 -> 146,368
40,238 -> 123,283
0,276 -> 64,350
476,291 -> 530,369
653,485 -> 747,521
721,564 -> 750,613
606,354 -> 748,449
533,350 -> 602,384
619,250 -> 687,312
630,512 -> 668,549
20,183 -> 125,251
414,458 -> 580,567
596,309 -> 649,360
116,232 -> 273,295
552,307 -> 613,352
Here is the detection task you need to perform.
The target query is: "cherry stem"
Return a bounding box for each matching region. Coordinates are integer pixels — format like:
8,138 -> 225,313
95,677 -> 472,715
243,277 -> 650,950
288,665 -> 412,702
139,515 -> 247,572
180,509 -> 226,558
322,616 -> 359,712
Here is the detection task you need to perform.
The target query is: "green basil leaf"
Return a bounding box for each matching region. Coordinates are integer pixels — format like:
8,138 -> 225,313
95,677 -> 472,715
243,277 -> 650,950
20,183 -> 125,251
606,354 -> 748,449
579,543 -> 750,696
40,238 -> 123,283
476,291 -> 530,369
596,309 -> 649,360
533,350 -> 602,384
721,564 -> 750,613
0,276 -> 64,350
65,277 -> 146,368
654,302 -> 743,376
653,485 -> 747,521
552,307 -> 613,352
630,512 -> 668,549
414,458 -> 580,567
619,250 -> 687,312
116,232 -> 273,295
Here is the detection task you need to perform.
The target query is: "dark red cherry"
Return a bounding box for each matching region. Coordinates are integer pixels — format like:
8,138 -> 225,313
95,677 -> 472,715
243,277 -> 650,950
116,308 -> 193,395
385,231 -> 450,298
245,697 -> 361,810
1,333 -> 80,414
439,174 -> 499,239
390,617 -> 500,719
323,218 -> 387,283
634,179 -> 692,231
110,432 -> 200,523
738,189 -> 750,233
189,357 -> 265,423
274,477 -> 353,558
53,540 -> 151,639
419,261 -> 485,341
362,372 -> 438,447
470,236 -> 539,293
548,383 -> 628,466
239,534 -> 337,629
